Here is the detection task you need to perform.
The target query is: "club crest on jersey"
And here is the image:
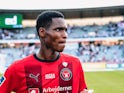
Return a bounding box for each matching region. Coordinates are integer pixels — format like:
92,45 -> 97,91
0,76 -> 6,86
28,88 -> 40,93
60,68 -> 72,81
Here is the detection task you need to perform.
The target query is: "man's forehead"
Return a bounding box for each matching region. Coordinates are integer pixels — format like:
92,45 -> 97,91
51,18 -> 67,26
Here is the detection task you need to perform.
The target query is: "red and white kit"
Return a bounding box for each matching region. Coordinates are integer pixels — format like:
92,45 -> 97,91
0,53 -> 87,93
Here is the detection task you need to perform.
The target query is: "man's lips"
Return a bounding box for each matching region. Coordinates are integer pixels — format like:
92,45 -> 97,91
58,41 -> 66,44
58,41 -> 66,46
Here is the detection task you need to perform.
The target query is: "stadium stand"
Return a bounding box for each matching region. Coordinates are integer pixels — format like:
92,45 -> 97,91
0,20 -> 124,40
0,20 -> 124,73
0,2 -> 124,73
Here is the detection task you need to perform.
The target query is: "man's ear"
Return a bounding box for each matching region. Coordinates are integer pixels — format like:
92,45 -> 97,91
39,27 -> 45,38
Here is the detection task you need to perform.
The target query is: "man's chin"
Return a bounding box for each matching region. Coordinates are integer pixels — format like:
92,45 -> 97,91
56,45 -> 65,52
57,48 -> 65,52
57,49 -> 64,52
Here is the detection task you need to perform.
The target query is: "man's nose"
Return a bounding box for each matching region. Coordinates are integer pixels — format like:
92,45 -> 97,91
62,30 -> 68,38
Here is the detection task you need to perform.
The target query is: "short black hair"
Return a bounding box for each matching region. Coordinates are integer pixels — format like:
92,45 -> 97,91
36,10 -> 64,32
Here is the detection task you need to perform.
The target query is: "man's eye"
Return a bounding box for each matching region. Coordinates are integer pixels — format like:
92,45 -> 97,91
55,28 -> 60,31
54,28 -> 67,32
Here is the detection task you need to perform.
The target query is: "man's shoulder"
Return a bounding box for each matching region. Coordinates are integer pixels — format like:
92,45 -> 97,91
60,53 -> 82,67
12,54 -> 34,65
4,54 -> 35,74
60,53 -> 80,61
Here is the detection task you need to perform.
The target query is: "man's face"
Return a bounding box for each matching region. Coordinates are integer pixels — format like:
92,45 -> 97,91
44,18 -> 68,52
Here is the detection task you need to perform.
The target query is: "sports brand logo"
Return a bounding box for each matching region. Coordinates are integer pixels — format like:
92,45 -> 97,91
29,73 -> 40,82
60,68 -> 72,81
28,88 -> 40,93
0,76 -> 6,86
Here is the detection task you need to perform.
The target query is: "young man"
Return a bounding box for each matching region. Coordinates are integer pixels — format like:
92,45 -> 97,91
0,11 -> 88,93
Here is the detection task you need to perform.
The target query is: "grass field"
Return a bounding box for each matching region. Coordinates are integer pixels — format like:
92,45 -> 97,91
1,70 -> 124,93
85,70 -> 124,93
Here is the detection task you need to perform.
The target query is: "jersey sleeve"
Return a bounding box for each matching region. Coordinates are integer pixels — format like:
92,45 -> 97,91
0,62 -> 18,93
79,61 -> 87,92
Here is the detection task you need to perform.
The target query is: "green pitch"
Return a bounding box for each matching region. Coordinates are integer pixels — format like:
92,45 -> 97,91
85,70 -> 124,93
1,70 -> 124,93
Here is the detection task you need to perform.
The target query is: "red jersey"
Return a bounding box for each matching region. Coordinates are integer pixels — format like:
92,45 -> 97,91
0,53 -> 87,93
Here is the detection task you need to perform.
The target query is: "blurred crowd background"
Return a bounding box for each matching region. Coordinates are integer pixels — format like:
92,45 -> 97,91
0,20 -> 124,69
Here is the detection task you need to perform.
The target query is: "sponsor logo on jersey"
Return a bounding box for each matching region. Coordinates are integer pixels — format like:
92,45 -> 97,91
62,62 -> 68,67
45,73 -> 55,79
43,86 -> 72,93
0,76 -> 6,86
29,73 -> 40,82
28,88 -> 40,93
60,68 -> 72,81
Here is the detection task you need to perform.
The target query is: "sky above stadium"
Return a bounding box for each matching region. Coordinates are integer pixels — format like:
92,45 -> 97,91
0,0 -> 124,10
